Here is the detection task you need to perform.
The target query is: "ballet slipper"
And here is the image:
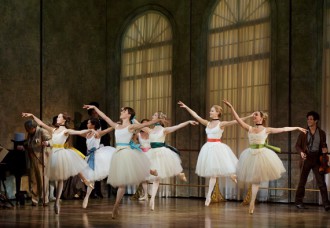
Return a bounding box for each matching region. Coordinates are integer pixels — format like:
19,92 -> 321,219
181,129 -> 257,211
54,202 -> 60,214
230,175 -> 237,184
138,195 -> 148,201
149,198 -> 155,211
205,197 -> 211,206
178,173 -> 187,182
249,202 -> 255,215
112,204 -> 119,219
82,179 -> 94,189
82,196 -> 89,209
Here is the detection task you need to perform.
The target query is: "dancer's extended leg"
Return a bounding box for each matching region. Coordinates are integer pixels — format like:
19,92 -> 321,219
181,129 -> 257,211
205,177 -> 216,206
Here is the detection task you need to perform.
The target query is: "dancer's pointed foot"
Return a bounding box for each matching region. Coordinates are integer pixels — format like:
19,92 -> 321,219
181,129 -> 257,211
205,197 -> 211,206
83,179 -> 94,189
112,204 -> 119,219
54,202 -> 60,214
230,175 -> 237,184
138,195 -> 148,201
150,198 -> 155,211
150,169 -> 158,176
82,197 -> 89,209
178,173 -> 187,182
249,202 -> 255,215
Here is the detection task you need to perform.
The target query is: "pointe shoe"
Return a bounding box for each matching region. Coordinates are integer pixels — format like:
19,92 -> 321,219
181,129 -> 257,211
54,203 -> 60,214
179,173 -> 187,182
83,179 -> 94,189
149,198 -> 155,211
112,204 -> 119,219
230,175 -> 238,184
150,169 -> 158,176
82,197 -> 88,209
138,195 -> 148,201
205,197 -> 211,206
249,203 -> 255,215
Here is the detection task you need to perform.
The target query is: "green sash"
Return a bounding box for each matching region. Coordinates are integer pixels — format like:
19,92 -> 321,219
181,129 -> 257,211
249,143 -> 281,153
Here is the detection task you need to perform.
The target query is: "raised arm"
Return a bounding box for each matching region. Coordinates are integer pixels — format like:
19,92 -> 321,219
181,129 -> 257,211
22,113 -> 54,133
178,101 -> 208,126
82,105 -> 117,128
163,120 -> 199,134
222,100 -> 250,131
266,127 -> 307,135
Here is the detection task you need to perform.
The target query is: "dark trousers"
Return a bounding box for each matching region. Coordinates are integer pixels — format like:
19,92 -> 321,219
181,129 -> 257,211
295,153 -> 329,206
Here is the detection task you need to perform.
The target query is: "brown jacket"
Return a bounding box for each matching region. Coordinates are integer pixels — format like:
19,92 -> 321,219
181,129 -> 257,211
295,127 -> 327,155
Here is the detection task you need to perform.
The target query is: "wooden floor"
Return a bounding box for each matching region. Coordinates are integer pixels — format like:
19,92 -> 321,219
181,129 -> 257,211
1,197 -> 330,227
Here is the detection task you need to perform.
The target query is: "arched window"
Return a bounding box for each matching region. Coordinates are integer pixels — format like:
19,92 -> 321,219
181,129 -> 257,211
208,0 -> 270,153
120,11 -> 173,120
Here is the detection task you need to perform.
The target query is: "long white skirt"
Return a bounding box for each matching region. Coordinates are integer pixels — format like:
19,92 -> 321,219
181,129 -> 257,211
146,147 -> 183,180
196,142 -> 238,177
48,148 -> 89,181
237,147 -> 286,184
107,147 -> 150,187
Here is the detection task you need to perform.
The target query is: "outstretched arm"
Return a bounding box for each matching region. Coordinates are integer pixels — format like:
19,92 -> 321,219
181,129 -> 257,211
63,129 -> 92,137
83,105 -> 117,128
22,113 -> 54,133
129,118 -> 164,133
220,113 -> 254,128
266,127 -> 307,135
164,120 -> 199,134
222,100 -> 250,131
178,101 -> 208,126
98,127 -> 114,137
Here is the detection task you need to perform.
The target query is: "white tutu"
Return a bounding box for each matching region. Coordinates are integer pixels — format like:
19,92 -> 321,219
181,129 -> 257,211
195,142 -> 238,177
147,147 -> 183,180
107,147 -> 150,187
237,147 -> 286,183
48,148 -> 89,181
83,146 -> 116,181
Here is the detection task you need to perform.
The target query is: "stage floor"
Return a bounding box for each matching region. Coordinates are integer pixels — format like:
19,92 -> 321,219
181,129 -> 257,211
0,197 -> 329,227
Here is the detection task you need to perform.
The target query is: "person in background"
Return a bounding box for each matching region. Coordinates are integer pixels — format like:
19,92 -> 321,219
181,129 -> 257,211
22,120 -> 52,206
295,111 -> 330,211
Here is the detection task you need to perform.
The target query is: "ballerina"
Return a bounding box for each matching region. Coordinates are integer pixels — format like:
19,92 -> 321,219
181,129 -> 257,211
140,111 -> 198,210
178,101 -> 252,206
22,112 -> 93,214
63,117 -> 116,208
82,105 -> 161,219
223,99 -> 307,214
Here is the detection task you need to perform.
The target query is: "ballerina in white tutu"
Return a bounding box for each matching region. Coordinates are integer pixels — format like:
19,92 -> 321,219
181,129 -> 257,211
140,111 -> 198,211
223,100 -> 307,214
62,117 -> 116,209
82,105 -> 161,219
22,112 -> 93,214
178,101 -> 253,206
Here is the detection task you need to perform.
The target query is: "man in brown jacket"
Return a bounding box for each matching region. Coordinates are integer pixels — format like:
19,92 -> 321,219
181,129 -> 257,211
295,111 -> 330,211
24,120 -> 52,206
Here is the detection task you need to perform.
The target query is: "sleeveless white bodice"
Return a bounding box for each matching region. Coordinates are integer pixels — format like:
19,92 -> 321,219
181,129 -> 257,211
115,126 -> 133,144
149,127 -> 166,143
205,122 -> 223,139
248,128 -> 268,144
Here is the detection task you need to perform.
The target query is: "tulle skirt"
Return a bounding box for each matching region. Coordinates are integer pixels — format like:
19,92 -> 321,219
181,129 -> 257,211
48,148 -> 89,181
107,147 -> 150,187
146,147 -> 183,180
82,146 -> 116,181
237,147 -> 286,183
196,142 -> 238,177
